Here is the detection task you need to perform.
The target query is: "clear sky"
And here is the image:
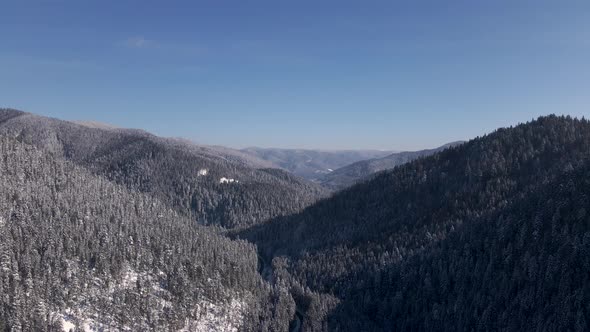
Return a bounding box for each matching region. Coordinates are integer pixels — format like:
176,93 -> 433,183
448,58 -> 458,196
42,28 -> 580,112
1,1 -> 589,150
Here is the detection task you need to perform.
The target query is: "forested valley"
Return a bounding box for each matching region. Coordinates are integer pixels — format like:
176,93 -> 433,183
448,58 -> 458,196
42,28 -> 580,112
240,115 -> 590,331
1,109 -> 590,331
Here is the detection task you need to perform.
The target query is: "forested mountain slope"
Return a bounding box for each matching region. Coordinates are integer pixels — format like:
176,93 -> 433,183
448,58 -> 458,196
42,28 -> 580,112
0,109 -> 327,228
0,134 -> 297,331
4,109 -> 589,331
319,141 -> 463,190
241,115 -> 590,330
329,163 -> 590,331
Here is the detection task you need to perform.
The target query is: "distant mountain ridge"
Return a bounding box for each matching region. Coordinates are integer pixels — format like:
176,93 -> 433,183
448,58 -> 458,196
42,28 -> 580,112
71,120 -> 120,130
319,141 -> 464,190
240,147 -> 393,181
67,116 -> 460,192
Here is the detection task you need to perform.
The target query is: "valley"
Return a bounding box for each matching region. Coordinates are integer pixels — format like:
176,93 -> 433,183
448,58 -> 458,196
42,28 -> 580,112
1,110 -> 590,331
3,2 -> 587,330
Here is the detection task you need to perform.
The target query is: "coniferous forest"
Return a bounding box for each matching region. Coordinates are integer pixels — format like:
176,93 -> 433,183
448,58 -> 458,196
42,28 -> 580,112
1,109 -> 590,331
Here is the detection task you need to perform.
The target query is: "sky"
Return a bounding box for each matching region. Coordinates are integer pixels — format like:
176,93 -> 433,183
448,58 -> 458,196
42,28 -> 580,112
1,1 -> 589,150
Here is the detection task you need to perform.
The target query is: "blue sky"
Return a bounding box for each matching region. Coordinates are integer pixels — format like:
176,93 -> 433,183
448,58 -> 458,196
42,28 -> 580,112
1,1 -> 589,150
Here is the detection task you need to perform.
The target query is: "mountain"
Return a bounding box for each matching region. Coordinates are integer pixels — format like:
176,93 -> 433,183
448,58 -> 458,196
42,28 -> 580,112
240,147 -> 392,181
329,162 -> 590,331
4,108 -> 590,331
0,109 -> 327,229
240,115 -> 590,330
0,133 -> 299,331
195,144 -> 277,170
319,141 -> 464,190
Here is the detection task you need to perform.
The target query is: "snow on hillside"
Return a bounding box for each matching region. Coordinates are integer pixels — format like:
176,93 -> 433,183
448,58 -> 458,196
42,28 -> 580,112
219,177 -> 238,184
180,298 -> 245,332
50,263 -> 246,331
53,298 -> 245,332
52,309 -> 115,332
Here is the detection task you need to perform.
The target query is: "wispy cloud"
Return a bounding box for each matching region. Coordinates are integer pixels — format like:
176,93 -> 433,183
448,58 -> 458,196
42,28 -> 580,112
125,36 -> 158,49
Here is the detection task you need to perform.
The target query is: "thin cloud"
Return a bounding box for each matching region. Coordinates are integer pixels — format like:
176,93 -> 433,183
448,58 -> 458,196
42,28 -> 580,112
125,36 -> 157,49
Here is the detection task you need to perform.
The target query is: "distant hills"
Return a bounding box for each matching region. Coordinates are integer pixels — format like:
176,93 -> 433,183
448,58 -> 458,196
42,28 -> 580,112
240,147 -> 392,181
319,141 -> 464,190
240,144 -> 467,191
69,117 -> 461,192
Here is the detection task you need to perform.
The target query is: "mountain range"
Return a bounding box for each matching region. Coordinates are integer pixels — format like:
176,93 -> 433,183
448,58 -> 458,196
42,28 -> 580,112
240,147 -> 393,182
1,109 -> 589,331
318,141 -> 464,190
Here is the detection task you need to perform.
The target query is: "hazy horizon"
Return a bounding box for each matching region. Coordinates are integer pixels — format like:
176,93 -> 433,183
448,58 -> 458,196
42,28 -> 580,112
35,111 -> 590,151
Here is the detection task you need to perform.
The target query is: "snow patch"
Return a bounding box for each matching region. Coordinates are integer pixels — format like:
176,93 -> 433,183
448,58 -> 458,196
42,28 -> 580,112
180,298 -> 245,332
51,264 -> 167,331
60,314 -> 76,332
51,310 -> 112,332
197,169 -> 208,176
219,177 -> 238,184
48,263 -> 245,331
327,168 -> 333,172
121,266 -> 139,289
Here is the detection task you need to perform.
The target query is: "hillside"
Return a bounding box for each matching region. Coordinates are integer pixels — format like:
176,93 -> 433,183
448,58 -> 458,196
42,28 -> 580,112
0,134 -> 297,331
240,147 -> 392,181
3,110 -> 590,331
0,109 -> 327,229
319,141 -> 463,190
240,115 -> 590,330
330,163 -> 590,330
